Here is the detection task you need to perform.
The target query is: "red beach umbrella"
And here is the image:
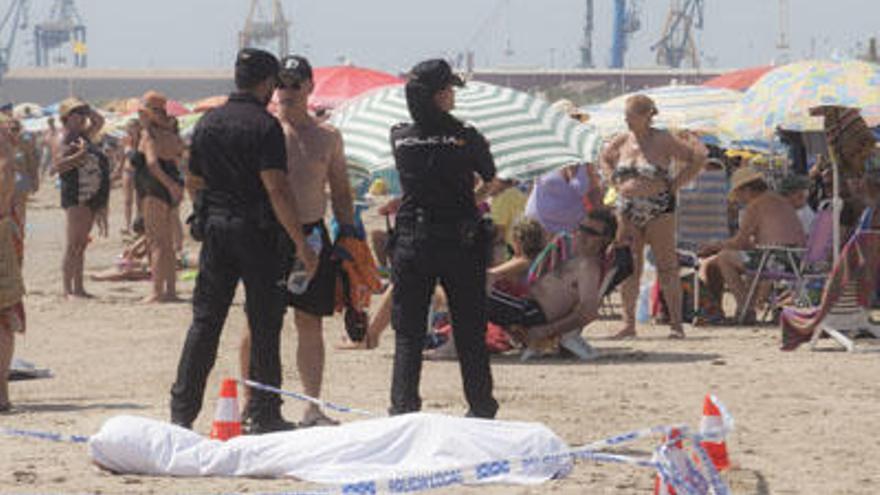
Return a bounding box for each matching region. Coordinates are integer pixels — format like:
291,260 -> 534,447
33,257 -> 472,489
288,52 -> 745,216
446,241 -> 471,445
309,66 -> 403,110
703,65 -> 774,92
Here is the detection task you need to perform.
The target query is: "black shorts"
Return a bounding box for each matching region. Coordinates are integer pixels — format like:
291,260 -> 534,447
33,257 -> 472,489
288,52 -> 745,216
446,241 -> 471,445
487,288 -> 547,327
287,220 -> 336,317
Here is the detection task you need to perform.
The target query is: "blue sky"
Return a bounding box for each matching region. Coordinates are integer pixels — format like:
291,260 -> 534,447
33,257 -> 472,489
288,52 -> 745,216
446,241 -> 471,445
7,0 -> 879,72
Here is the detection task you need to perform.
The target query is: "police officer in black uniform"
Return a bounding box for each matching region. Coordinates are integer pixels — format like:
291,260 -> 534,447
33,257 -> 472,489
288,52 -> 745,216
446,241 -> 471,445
170,48 -> 318,433
389,59 -> 499,419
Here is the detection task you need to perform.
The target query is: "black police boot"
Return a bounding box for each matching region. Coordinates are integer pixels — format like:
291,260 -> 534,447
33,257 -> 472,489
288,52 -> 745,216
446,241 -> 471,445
243,411 -> 297,435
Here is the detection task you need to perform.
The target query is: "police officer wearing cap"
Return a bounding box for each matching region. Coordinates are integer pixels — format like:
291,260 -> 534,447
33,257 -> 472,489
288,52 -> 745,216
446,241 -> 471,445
389,59 -> 499,418
170,48 -> 318,433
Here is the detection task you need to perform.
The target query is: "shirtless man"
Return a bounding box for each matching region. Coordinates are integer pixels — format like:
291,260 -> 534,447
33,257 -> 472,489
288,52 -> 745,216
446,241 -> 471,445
487,209 -> 618,360
240,55 -> 355,427
697,166 -> 806,321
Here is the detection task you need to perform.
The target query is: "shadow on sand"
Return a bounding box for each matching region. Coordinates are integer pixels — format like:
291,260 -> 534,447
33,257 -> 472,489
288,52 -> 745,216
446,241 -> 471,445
491,349 -> 723,366
15,401 -> 149,414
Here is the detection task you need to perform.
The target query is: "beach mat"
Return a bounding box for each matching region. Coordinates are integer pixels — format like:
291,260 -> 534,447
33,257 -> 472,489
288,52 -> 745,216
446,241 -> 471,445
8,358 -> 53,381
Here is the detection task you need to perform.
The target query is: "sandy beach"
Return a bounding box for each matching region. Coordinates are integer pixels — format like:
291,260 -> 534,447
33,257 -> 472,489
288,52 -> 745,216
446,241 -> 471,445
1,184 -> 879,494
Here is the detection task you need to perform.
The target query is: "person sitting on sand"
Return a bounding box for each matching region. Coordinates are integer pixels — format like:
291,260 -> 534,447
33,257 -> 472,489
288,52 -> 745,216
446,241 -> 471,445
424,217 -> 548,359
697,166 -> 806,322
340,218 -> 547,352
91,217 -> 150,282
486,209 -> 618,361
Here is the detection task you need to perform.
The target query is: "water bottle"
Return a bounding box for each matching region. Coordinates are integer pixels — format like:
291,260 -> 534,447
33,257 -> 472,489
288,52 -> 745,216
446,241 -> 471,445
287,229 -> 323,295
636,281 -> 651,324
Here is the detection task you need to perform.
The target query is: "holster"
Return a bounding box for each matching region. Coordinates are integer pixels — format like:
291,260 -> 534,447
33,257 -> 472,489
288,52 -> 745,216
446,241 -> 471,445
186,190 -> 208,242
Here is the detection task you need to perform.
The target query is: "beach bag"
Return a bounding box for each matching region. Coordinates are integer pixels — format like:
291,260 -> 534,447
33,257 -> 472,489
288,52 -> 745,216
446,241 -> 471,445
0,217 -> 25,310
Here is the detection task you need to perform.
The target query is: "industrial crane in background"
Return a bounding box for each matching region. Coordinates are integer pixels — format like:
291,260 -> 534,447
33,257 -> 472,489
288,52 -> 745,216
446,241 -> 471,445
239,0 -> 289,57
581,0 -> 706,69
34,0 -> 87,68
651,0 -> 705,68
0,0 -> 29,77
609,0 -> 641,69
578,0 -> 594,68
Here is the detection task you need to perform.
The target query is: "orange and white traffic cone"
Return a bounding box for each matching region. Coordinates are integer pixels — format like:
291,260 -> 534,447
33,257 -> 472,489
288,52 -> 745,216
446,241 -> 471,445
654,428 -> 684,495
699,394 -> 730,471
210,378 -> 241,441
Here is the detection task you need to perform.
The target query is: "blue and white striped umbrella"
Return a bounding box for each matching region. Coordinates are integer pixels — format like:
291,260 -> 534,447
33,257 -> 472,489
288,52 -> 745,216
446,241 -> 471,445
582,85 -> 742,138
332,81 -> 601,183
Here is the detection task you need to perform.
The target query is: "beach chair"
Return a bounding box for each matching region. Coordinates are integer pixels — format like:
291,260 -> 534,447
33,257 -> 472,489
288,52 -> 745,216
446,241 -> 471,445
675,168 -> 729,319
808,279 -> 880,352
738,207 -> 834,324
808,212 -> 880,352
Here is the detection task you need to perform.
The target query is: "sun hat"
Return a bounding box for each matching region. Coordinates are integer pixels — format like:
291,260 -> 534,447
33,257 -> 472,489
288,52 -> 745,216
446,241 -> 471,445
59,97 -> 89,119
728,166 -> 765,200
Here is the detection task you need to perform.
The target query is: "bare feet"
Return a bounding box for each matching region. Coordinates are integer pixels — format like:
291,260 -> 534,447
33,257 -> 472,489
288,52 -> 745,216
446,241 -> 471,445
300,409 -> 339,428
610,328 -> 637,340
668,327 -> 686,339
66,291 -> 94,301
142,293 -> 183,304
141,294 -> 160,304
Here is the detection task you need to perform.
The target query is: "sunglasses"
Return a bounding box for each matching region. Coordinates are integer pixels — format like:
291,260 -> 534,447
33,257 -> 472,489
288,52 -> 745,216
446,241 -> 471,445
70,106 -> 91,117
577,224 -> 610,238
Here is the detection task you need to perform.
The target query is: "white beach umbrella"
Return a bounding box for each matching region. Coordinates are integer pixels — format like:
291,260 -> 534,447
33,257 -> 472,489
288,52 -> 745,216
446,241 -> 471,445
331,81 -> 601,181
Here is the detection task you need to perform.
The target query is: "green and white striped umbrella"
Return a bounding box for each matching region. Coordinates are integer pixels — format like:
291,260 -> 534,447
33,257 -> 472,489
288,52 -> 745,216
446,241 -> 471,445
332,81 -> 601,181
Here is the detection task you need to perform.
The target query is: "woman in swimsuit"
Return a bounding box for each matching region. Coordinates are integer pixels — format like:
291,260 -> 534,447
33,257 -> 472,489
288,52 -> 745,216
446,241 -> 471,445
134,91 -> 185,303
600,95 -> 706,339
53,98 -> 108,300
120,119 -> 141,234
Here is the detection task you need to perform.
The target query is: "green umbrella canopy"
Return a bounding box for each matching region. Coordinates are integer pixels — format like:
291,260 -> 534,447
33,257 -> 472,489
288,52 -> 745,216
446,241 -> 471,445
331,81 -> 601,180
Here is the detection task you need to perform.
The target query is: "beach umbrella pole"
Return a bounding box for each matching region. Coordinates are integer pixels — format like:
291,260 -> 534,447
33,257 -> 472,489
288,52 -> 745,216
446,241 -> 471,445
831,154 -> 842,261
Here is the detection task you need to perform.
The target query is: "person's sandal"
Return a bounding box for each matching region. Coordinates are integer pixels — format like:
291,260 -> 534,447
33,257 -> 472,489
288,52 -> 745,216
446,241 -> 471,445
668,328 -> 686,339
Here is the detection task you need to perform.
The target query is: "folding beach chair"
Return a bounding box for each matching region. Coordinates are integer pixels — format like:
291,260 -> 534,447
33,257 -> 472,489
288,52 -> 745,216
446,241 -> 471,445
738,207 -> 835,323
808,211 -> 880,352
675,168 -> 729,319
808,279 -> 880,352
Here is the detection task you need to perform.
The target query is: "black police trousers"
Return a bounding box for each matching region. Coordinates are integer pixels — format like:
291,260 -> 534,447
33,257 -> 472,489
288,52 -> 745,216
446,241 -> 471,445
390,231 -> 499,418
170,214 -> 288,426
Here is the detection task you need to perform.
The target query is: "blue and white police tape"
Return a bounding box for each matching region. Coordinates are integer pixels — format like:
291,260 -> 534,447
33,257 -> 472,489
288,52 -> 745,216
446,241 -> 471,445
1,426 -> 89,444
240,379 -> 379,417
283,422 -> 730,495
0,421 -> 729,495
653,426 -> 730,495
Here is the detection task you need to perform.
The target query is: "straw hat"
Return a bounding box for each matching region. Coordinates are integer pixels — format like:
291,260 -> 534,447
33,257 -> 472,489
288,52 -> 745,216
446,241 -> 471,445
58,96 -> 89,118
728,166 -> 765,200
59,97 -> 89,119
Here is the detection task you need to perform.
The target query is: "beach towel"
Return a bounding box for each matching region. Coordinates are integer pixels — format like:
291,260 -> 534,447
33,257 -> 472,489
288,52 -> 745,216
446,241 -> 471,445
89,413 -> 571,485
8,358 -> 52,381
526,232 -> 574,286
333,237 -> 382,314
780,227 -> 880,350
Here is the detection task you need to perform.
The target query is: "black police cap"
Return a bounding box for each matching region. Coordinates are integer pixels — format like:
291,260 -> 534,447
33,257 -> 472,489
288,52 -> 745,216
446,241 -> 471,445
278,55 -> 313,89
408,59 -> 464,92
235,48 -> 281,82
